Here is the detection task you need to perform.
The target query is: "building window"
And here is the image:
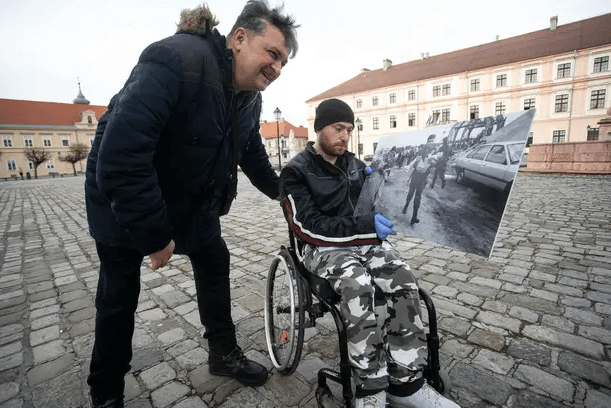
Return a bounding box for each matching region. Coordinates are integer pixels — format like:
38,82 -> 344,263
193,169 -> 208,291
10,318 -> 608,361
552,130 -> 566,143
23,135 -> 33,147
408,90 -> 415,101
496,74 -> 507,87
390,115 -> 397,128
470,79 -> 480,92
593,56 -> 609,73
7,160 -> 17,171
373,142 -> 378,152
28,161 -> 35,170
470,105 -> 479,120
3,135 -> 13,147
357,121 -> 363,131
526,132 -> 533,147
60,136 -> 70,147
373,117 -> 379,130
442,84 -> 451,96
356,99 -> 362,109
441,109 -> 450,122
88,116 -> 93,124
372,96 -> 378,106
590,90 -> 606,109
525,69 -> 537,83
432,110 -> 440,124
433,86 -> 441,97
43,136 -> 52,147
389,93 -> 396,104
408,113 -> 415,127
557,62 -> 571,78
587,127 -> 599,141
524,98 -> 536,110
495,102 -> 506,115
555,94 -> 569,112
46,159 -> 55,170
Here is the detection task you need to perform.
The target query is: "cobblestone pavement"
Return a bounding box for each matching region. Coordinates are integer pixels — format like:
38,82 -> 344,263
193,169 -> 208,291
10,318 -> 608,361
1,172 -> 610,408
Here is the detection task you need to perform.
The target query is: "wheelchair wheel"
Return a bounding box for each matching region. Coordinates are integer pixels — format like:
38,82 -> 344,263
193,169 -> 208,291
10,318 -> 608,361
264,248 -> 305,374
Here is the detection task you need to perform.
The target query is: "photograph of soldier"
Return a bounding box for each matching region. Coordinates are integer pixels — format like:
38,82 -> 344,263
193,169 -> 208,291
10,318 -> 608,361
354,109 -> 534,257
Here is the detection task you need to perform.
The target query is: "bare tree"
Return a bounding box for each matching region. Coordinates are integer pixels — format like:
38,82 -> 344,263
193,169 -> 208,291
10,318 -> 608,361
23,148 -> 52,179
58,143 -> 90,176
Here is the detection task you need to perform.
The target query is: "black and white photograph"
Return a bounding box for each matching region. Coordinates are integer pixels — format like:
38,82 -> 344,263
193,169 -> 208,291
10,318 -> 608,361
355,109 -> 535,257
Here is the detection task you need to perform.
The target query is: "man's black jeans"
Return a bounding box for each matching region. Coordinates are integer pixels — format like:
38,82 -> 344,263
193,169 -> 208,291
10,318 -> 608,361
87,235 -> 236,400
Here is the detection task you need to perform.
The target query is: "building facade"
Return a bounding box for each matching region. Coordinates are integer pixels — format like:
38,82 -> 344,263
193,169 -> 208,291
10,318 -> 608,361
0,95 -> 107,180
259,119 -> 308,168
306,14 -> 611,162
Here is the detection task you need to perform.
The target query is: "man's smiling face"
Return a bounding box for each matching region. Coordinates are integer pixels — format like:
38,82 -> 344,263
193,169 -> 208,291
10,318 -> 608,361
233,21 -> 289,92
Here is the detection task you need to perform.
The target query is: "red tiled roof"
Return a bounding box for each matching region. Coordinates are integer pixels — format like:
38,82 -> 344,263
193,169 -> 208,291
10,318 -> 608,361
307,13 -> 611,102
0,98 -> 107,126
260,120 -> 308,139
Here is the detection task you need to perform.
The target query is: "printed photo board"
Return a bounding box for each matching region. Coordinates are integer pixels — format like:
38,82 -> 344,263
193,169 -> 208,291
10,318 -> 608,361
355,109 -> 535,257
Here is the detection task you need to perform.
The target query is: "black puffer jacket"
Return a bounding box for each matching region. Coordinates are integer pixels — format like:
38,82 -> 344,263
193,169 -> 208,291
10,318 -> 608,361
280,142 -> 379,246
85,7 -> 278,256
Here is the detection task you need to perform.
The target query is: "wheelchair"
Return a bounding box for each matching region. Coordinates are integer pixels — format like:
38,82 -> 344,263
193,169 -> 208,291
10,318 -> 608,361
264,228 -> 451,408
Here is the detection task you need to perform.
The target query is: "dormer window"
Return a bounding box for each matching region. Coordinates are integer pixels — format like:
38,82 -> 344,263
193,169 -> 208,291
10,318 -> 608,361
88,116 -> 92,124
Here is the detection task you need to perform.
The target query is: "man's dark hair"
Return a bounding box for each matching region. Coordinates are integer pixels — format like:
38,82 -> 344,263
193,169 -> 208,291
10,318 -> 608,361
230,0 -> 299,58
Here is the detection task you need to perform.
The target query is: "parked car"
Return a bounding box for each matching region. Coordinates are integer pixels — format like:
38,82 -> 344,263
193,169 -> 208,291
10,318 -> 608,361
363,154 -> 374,164
454,141 -> 525,192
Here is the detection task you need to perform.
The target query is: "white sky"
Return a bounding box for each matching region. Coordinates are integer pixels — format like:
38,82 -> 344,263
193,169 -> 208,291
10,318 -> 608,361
1,0 -> 610,127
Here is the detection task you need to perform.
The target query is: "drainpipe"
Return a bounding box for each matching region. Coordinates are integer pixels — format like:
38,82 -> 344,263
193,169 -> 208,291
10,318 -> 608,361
567,50 -> 577,142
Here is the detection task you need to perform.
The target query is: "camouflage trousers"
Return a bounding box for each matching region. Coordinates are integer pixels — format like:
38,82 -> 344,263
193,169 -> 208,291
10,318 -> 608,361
303,243 -> 427,392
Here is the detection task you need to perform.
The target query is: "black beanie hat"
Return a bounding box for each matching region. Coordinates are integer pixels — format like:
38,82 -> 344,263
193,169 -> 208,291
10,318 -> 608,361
314,98 -> 355,132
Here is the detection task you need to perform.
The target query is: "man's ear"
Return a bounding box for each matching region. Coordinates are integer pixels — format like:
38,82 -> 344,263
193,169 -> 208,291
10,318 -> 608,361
233,27 -> 247,50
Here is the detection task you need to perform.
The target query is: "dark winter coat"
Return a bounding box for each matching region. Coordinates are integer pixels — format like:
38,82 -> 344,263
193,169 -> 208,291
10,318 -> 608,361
280,142 -> 379,247
85,11 -> 278,256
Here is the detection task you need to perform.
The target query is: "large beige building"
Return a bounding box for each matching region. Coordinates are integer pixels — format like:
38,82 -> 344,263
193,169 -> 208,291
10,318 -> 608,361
306,14 -> 611,162
0,90 -> 106,180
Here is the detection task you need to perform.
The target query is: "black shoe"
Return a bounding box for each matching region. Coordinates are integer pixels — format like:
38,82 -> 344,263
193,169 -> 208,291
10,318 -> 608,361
91,395 -> 124,408
209,347 -> 268,386
411,217 -> 420,224
402,206 -> 408,214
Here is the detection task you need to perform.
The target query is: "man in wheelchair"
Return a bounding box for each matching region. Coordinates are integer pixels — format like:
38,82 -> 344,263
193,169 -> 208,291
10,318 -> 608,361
279,99 -> 460,408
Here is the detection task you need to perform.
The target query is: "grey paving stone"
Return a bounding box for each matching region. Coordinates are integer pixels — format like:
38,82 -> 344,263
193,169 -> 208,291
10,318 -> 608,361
514,364 -> 574,402
450,363 -> 513,406
26,353 -> 74,386
31,340 -> 65,365
507,339 -> 552,366
585,388 -> 611,408
131,347 -> 165,372
150,381 -> 190,408
30,370 -> 87,408
467,328 -> 505,351
0,382 -> 19,404
557,351 -> 611,387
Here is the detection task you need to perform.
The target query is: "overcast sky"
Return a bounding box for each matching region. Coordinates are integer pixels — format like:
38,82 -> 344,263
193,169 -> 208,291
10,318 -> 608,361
1,0 -> 609,127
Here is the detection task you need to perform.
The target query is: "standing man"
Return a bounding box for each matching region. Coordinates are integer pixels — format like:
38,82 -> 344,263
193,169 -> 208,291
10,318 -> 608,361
430,137 -> 452,189
280,99 -> 460,408
402,135 -> 442,225
84,2 -> 299,407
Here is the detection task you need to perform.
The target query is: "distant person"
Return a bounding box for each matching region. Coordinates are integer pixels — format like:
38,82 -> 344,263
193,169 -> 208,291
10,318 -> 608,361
280,99 -> 460,408
84,2 -> 299,408
402,135 -> 442,224
19,168 -> 23,180
430,137 -> 452,189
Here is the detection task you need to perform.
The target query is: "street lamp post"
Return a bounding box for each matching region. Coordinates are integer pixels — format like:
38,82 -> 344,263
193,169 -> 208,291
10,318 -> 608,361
355,117 -> 362,159
274,107 -> 282,170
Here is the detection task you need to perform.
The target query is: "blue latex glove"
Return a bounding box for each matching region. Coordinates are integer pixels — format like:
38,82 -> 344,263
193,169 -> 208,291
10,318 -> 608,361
374,214 -> 396,240
364,167 -> 373,175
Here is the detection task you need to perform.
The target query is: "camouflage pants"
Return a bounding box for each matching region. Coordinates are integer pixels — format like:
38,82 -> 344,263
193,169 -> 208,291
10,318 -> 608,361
303,243 -> 427,392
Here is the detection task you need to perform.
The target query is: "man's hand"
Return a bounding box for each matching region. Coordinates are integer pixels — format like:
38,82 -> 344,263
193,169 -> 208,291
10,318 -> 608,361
150,240 -> 175,270
374,214 -> 396,240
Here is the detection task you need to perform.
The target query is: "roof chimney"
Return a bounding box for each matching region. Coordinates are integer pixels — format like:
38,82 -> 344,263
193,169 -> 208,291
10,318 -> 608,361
425,52 -> 429,58
495,35 -> 499,41
420,53 -> 424,60
360,68 -> 371,73
550,15 -> 558,31
383,59 -> 392,71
